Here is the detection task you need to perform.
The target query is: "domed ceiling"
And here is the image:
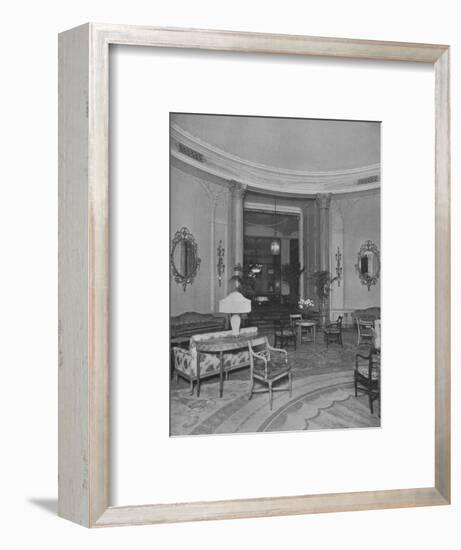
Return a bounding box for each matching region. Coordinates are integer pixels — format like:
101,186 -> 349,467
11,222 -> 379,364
171,113 -> 381,195
172,113 -> 379,171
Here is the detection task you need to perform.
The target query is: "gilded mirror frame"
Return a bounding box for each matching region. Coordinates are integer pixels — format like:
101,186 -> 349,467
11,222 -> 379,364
170,226 -> 201,291
356,239 -> 381,291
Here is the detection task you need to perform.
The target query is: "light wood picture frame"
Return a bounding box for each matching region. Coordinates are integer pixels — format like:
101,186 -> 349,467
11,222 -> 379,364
58,23 -> 450,528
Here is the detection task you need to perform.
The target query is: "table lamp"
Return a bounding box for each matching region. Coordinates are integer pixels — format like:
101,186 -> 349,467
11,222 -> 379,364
219,291 -> 251,336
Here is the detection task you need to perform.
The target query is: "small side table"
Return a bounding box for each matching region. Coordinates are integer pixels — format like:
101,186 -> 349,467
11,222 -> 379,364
195,333 -> 259,398
296,321 -> 316,345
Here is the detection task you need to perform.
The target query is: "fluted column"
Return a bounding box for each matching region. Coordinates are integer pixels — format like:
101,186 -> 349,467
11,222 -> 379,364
230,181 -> 247,269
301,202 -> 310,298
316,193 -> 332,272
316,193 -> 332,324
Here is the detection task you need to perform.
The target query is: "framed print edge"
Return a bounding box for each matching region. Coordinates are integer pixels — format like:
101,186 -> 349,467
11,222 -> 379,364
434,48 -> 451,503
58,23 -> 451,528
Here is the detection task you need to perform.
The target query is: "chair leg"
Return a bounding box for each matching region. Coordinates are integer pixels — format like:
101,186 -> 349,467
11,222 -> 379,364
189,380 -> 194,395
174,371 -> 179,385
354,375 -> 358,397
269,382 -> 273,410
289,373 -> 293,397
249,380 -> 254,400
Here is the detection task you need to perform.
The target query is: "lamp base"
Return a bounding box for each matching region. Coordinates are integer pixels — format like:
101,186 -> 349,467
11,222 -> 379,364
230,314 -> 241,336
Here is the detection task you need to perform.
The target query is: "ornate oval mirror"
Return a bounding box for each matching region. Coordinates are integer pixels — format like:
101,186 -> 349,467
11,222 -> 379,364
356,240 -> 380,291
170,227 -> 201,291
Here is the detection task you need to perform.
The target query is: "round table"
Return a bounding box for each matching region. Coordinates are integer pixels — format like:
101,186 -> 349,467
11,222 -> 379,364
296,321 -> 316,344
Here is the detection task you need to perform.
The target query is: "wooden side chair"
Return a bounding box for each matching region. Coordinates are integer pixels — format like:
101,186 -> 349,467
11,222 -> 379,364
323,315 -> 343,347
273,319 -> 297,350
289,313 -> 302,327
248,336 -> 292,410
354,348 -> 380,415
289,313 -> 303,344
356,318 -> 374,346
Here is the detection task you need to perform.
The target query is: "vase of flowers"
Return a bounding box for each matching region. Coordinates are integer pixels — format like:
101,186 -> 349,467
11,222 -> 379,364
298,297 -> 315,319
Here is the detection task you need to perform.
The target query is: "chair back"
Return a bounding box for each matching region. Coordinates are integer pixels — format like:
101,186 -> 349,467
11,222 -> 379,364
248,336 -> 270,375
289,314 -> 302,328
249,335 -> 269,353
357,318 -> 374,338
358,318 -> 373,329
373,319 -> 381,350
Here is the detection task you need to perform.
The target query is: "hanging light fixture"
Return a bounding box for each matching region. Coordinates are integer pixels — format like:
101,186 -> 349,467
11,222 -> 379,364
270,197 -> 281,255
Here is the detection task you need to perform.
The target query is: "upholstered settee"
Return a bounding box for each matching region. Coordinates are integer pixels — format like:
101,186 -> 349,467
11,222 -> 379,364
173,327 -> 258,396
170,311 -> 228,341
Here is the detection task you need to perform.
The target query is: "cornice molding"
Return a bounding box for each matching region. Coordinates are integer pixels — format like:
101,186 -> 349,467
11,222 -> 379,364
171,123 -> 381,195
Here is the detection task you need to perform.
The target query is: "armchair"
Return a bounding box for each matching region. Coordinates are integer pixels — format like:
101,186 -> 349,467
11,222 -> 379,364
356,318 -> 374,346
354,347 -> 380,415
248,336 -> 292,410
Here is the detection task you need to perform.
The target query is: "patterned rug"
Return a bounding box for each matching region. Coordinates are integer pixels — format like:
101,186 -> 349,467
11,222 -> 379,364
170,331 -> 380,436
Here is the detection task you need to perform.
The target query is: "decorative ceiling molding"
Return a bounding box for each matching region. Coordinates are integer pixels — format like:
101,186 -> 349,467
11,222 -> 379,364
171,123 -> 381,195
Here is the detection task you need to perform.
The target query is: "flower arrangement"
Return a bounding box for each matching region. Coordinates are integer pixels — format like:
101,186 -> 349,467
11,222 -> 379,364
309,270 -> 338,299
298,298 -> 315,312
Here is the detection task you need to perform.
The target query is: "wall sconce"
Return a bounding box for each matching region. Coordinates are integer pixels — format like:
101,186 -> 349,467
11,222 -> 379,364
335,247 -> 343,287
217,240 -> 225,286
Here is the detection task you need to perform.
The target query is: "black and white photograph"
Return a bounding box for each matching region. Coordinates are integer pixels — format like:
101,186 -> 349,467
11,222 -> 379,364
170,113 -> 381,436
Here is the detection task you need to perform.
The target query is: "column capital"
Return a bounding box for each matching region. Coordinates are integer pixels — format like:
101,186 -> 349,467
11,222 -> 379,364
316,193 -> 332,210
229,180 -> 247,199
301,200 -> 315,213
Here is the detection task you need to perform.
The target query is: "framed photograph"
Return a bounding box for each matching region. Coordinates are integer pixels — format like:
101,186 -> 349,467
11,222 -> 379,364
169,112 -> 382,437
58,24 -> 450,527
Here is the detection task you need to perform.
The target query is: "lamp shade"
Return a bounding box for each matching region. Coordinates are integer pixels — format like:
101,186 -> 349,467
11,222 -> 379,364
219,291 -> 251,314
